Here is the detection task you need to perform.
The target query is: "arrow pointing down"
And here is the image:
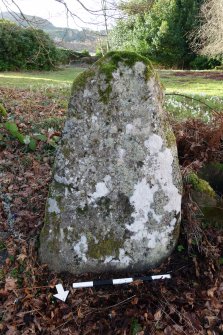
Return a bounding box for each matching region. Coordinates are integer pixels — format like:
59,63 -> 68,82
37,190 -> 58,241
54,284 -> 69,302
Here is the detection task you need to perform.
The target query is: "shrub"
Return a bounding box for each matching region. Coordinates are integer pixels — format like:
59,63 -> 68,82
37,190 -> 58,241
189,55 -> 222,70
0,19 -> 59,71
80,49 -> 90,57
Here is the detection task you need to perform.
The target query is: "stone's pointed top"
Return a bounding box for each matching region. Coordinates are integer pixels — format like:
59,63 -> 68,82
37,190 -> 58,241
71,51 -> 155,98
40,51 -> 182,274
98,51 -> 153,67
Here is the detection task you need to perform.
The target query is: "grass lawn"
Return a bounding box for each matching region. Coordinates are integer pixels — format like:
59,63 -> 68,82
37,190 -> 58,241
159,70 -> 223,97
0,66 -> 83,89
159,70 -> 223,121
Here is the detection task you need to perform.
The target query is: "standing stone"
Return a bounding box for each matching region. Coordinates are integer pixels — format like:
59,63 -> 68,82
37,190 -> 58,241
39,51 -> 182,274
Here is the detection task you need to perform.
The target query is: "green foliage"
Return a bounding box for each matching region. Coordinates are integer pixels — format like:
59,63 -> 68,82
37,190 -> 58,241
130,318 -> 142,335
34,134 -> 48,142
80,49 -> 90,57
0,103 -> 7,117
189,55 -> 222,70
119,0 -> 155,15
111,0 -> 204,68
0,19 -> 59,71
177,244 -> 185,252
56,48 -> 71,65
187,172 -> 216,197
56,48 -> 92,65
5,121 -> 24,143
0,240 -> 6,251
95,50 -> 103,58
110,15 -> 150,55
4,121 -> 45,151
28,138 -> 37,151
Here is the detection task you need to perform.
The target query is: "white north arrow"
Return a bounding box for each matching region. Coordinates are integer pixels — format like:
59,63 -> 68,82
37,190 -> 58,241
53,284 -> 69,302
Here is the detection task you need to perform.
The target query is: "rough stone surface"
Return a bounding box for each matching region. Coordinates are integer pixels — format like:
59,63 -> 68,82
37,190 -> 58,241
39,51 -> 183,274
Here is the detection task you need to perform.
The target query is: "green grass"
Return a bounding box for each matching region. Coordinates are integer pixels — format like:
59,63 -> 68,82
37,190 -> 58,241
159,70 -> 223,97
0,66 -> 84,88
159,70 -> 223,121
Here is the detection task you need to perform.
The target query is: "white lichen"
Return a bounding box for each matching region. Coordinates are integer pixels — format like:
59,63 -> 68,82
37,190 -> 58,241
73,235 -> 88,262
89,182 -> 109,201
126,124 -> 135,134
89,175 -> 112,202
54,174 -> 70,186
144,134 -> 163,154
127,178 -> 161,237
144,135 -> 181,213
123,133 -> 181,253
134,61 -> 146,77
48,198 -> 60,214
83,89 -> 92,98
118,248 -> 131,266
143,134 -> 181,214
91,115 -> 98,123
117,148 -> 126,164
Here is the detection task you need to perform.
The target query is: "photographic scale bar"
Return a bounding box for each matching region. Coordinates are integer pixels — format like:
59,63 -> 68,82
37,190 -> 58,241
54,274 -> 171,302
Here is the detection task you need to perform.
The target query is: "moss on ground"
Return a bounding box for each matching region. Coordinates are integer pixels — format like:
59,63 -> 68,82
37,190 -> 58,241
187,172 -> 216,197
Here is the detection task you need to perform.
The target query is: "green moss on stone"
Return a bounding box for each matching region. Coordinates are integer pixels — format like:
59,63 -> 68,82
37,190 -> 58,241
172,213 -> 181,241
63,227 -> 69,240
87,233 -> 123,259
40,210 -> 62,254
96,196 -> 111,217
71,51 -> 155,104
99,51 -> 153,73
76,204 -> 88,215
97,51 -> 154,104
71,69 -> 95,95
187,172 -> 216,197
98,84 -> 112,104
62,146 -> 70,159
46,239 -> 60,253
99,61 -> 117,81
165,128 -> 176,148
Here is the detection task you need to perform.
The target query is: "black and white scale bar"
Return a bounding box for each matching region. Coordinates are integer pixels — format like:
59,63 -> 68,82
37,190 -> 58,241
73,274 -> 171,289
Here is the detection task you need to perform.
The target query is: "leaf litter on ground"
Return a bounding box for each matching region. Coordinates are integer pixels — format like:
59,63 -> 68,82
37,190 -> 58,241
0,86 -> 223,334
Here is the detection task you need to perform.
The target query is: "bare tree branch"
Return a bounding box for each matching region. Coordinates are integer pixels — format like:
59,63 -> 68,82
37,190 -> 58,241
190,0 -> 223,56
0,0 -> 121,53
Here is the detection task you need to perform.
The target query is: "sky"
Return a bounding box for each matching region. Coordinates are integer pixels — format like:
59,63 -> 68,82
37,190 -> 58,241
0,0 -> 118,30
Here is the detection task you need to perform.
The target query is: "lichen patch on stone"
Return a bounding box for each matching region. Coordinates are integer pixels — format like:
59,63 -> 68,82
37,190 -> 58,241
144,134 -> 163,154
89,175 -> 112,203
73,235 -> 88,262
48,198 -> 60,214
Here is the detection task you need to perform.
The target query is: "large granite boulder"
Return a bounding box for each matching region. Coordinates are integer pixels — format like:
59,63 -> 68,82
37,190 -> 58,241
39,51 -> 182,274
